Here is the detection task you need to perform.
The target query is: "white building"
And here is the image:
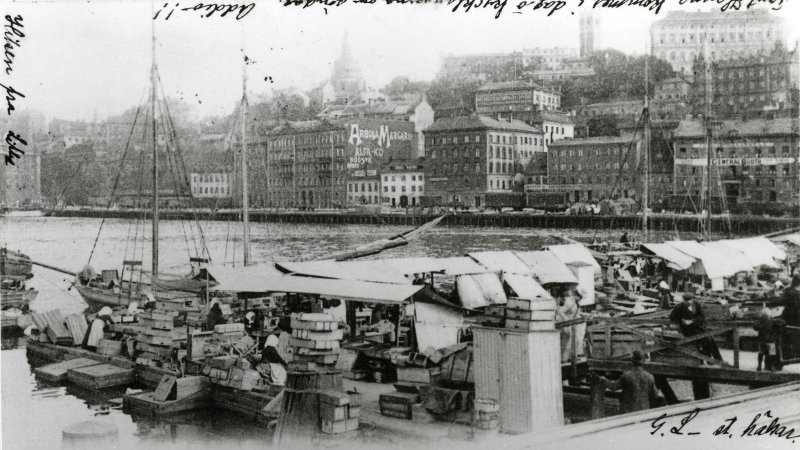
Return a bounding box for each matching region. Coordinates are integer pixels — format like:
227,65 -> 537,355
191,173 -> 231,198
381,167 -> 425,208
347,179 -> 381,206
537,111 -> 576,152
650,10 -> 786,75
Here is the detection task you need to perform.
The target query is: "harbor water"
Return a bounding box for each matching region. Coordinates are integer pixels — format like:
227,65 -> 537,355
0,216 -> 719,449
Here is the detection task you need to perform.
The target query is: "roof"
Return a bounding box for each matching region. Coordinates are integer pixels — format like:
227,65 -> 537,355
701,241 -> 754,274
548,135 -> 637,147
456,273 -> 507,309
477,80 -> 553,93
380,256 -> 490,276
640,243 -> 696,271
674,118 -> 797,138
543,244 -> 602,274
468,251 -> 533,275
211,272 -> 424,304
665,240 -> 751,279
503,273 -> 553,300
319,100 -> 423,119
425,115 -> 539,134
514,250 -> 579,285
537,111 -> 574,125
275,260 -> 411,284
776,234 -> 800,248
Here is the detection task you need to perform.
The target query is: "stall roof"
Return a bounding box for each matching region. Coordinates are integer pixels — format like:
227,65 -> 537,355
468,251 -> 533,275
513,251 -> 578,285
456,273 -> 507,309
197,264 -> 283,284
380,256 -> 490,276
665,240 -> 749,279
211,272 -> 424,304
503,273 -> 553,300
542,244 -> 602,274
702,241 -> 755,274
275,260 -> 410,284
640,243 -> 696,271
778,234 -> 800,248
721,237 -> 786,269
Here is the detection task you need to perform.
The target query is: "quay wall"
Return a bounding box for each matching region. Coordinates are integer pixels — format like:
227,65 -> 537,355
45,209 -> 800,236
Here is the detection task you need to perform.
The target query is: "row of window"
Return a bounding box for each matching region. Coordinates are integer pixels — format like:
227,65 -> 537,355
383,174 -> 424,182
270,133 -> 344,148
552,162 -> 626,172
192,174 -> 228,183
676,145 -> 793,156
657,29 -> 772,46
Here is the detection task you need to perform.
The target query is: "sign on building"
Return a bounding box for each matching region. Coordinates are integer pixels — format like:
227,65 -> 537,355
674,157 -> 796,166
345,120 -> 414,177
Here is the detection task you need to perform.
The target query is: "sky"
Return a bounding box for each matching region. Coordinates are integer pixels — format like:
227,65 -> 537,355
6,0 -> 799,122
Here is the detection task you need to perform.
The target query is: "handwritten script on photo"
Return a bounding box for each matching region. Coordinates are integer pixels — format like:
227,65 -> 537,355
650,409 -> 800,444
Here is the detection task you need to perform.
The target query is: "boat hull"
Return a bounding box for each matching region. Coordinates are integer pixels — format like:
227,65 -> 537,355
74,284 -> 141,310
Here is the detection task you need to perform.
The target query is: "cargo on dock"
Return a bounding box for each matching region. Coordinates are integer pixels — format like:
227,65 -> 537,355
66,364 -> 135,389
34,358 -> 103,383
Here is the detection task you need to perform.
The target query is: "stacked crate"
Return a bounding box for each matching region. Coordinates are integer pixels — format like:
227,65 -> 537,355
202,355 -> 261,390
288,313 -> 341,371
379,391 -> 419,419
504,297 -> 556,331
135,311 -> 178,365
319,390 -> 360,434
478,304 -> 505,327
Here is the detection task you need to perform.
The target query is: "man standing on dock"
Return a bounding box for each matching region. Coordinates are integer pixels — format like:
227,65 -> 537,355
595,351 -> 662,414
669,296 -> 723,361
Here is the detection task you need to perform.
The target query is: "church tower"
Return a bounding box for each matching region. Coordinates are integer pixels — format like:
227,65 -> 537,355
331,32 -> 367,104
579,12 -> 601,58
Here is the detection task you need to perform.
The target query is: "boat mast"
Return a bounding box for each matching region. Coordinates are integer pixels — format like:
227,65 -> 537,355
703,41 -> 712,240
241,55 -> 251,267
150,20 -> 160,291
643,51 -> 650,243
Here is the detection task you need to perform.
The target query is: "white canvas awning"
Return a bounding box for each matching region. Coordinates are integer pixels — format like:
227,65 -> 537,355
381,256 -> 490,276
455,273 -> 507,309
503,273 -> 553,300
414,302 -> 464,350
468,251 -> 533,275
702,242 -> 754,274
211,272 -> 423,304
780,234 -> 800,248
640,243 -> 696,271
721,237 -> 786,268
665,240 -> 749,279
197,264 -> 283,285
514,250 -> 579,285
542,244 -> 601,274
276,260 -> 410,284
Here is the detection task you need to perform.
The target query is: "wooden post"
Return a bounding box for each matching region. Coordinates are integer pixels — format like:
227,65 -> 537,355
589,374 -> 606,419
732,328 -> 740,369
570,324 -> 578,385
604,320 -> 612,357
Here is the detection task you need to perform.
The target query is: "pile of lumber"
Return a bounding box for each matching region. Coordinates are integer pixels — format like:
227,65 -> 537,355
288,313 -> 341,371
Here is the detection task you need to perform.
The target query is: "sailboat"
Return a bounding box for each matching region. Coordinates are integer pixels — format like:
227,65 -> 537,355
72,26 -> 208,309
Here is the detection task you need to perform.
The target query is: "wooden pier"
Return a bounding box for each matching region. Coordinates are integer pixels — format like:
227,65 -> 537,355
47,209 -> 800,235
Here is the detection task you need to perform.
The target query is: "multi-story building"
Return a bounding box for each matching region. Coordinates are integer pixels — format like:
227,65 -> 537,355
263,119 -> 416,209
672,118 -> 799,213
438,52 -> 531,83
1,153 -> 41,208
523,47 -> 579,70
650,10 -> 786,75
652,76 -> 692,122
475,81 -> 562,122
532,58 -> 595,83
380,164 -> 425,208
574,99 -> 644,136
421,115 -> 541,208
691,43 -> 798,119
547,135 -> 644,204
534,111 -> 575,151
190,173 -> 231,198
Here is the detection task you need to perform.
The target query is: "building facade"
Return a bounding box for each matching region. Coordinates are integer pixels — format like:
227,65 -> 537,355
672,118 -> 799,214
422,116 -> 541,208
650,10 -> 786,75
1,153 -> 42,208
475,81 -> 562,121
380,164 -> 425,208
547,136 -> 642,204
190,173 -> 231,198
524,47 -> 579,70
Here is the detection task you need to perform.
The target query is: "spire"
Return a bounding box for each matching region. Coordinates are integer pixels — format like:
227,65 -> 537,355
341,30 -> 351,59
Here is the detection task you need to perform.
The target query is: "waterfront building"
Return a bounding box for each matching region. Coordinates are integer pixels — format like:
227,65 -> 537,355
651,76 -> 692,122
380,164 -> 425,208
263,118 -> 416,209
650,10 -> 786,75
690,43 -> 798,120
421,115 -> 540,208
534,111 -> 575,152
672,117 -> 799,214
1,152 -> 42,208
547,135 -> 642,204
475,81 -> 562,121
190,173 -> 231,199
574,99 -> 644,136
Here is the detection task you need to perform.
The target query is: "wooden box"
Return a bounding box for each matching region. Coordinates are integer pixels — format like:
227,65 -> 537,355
397,366 -> 441,384
507,298 -> 556,311
34,358 -> 101,383
321,418 -> 358,434
379,391 -> 419,420
97,339 -> 124,356
292,328 -> 343,341
505,318 -> 555,331
66,363 -> 134,389
505,309 -> 556,321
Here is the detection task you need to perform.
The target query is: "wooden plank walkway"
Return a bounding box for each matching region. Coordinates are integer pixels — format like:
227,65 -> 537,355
589,359 -> 800,386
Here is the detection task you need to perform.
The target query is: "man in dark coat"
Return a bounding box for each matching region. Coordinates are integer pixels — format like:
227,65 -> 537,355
779,276 -> 800,327
669,297 -> 722,360
599,351 -> 661,414
205,303 -> 226,331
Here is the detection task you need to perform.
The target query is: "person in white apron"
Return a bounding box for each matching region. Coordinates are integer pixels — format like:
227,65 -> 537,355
82,306 -> 112,351
260,334 -> 287,386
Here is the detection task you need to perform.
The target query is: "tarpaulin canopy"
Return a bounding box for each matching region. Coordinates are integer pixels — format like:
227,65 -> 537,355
640,243 -> 696,271
702,241 -> 755,274
413,302 -> 464,350
195,264 -> 283,284
721,237 -> 786,269
380,256 -> 490,276
211,272 -> 424,305
502,273 -> 553,300
455,273 -> 507,309
779,234 -> 800,248
665,240 -> 748,279
467,251 -> 533,275
275,259 -> 410,284
513,251 -> 578,285
542,244 -> 602,274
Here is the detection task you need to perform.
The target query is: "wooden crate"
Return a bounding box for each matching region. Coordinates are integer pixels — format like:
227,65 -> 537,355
34,358 -> 102,383
397,367 -> 441,384
64,315 -> 88,347
505,318 -> 554,331
505,309 -> 556,321
379,391 -> 419,420
97,339 -> 124,356
291,329 -> 343,341
67,363 -> 134,389
507,298 -> 556,311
